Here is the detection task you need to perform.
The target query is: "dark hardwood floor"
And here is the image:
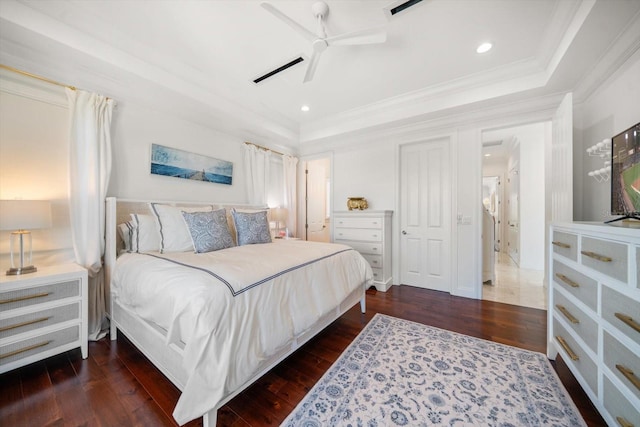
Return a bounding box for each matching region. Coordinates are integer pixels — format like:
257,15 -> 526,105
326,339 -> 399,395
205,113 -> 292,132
1,286 -> 606,426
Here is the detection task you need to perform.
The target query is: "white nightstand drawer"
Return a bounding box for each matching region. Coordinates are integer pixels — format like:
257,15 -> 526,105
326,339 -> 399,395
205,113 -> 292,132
0,325 -> 79,368
0,279 -> 80,311
552,231 -> 578,261
602,286 -> 640,346
371,268 -> 383,282
603,375 -> 640,427
553,319 -> 597,393
553,289 -> 598,352
361,254 -> 383,269
581,236 -> 628,283
552,260 -> 598,311
603,331 -> 640,401
334,217 -> 382,229
341,241 -> 382,255
335,228 -> 382,242
0,302 -> 80,340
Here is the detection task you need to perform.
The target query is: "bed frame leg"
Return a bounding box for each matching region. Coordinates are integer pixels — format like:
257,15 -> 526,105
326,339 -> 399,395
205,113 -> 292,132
360,295 -> 366,313
203,408 -> 218,427
110,319 -> 117,341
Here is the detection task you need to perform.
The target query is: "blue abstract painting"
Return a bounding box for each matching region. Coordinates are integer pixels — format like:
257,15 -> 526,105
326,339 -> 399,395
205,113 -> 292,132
150,144 -> 233,185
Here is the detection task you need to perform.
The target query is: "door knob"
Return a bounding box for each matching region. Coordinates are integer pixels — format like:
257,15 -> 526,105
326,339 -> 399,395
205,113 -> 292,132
402,230 -> 407,235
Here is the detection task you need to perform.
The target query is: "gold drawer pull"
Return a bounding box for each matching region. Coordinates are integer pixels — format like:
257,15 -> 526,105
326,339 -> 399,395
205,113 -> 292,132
0,340 -> 51,359
615,313 -> 640,333
556,336 -> 579,361
556,305 -> 579,324
617,416 -> 634,427
555,273 -> 580,288
616,364 -> 640,391
581,250 -> 612,262
552,241 -> 571,249
0,292 -> 50,305
0,317 -> 51,333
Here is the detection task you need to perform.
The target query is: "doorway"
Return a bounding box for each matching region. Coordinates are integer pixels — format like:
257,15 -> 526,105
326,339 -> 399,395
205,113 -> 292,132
301,157 -> 331,242
481,123 -> 547,310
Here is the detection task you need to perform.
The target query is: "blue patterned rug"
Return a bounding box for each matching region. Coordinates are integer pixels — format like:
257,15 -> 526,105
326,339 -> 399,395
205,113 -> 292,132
283,314 -> 586,426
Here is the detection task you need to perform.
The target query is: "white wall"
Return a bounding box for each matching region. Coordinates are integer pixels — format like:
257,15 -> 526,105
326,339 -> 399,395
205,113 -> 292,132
577,50 -> 640,221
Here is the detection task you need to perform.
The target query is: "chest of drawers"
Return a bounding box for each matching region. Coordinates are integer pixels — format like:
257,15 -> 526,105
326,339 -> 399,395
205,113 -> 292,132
334,211 -> 393,291
548,222 -> 640,427
0,264 -> 88,373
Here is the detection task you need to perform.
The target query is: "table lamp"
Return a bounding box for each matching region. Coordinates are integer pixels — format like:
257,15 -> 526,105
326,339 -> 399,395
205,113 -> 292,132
0,200 -> 52,275
271,207 -> 288,238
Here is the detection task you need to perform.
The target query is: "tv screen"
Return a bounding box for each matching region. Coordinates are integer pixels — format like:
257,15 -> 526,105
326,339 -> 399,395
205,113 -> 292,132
611,122 -> 640,216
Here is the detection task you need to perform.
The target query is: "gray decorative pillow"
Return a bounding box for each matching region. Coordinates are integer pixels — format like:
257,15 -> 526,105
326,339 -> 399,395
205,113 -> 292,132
231,209 -> 272,246
182,209 -> 235,253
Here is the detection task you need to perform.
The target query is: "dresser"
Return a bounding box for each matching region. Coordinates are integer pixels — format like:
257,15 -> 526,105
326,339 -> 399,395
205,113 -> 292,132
547,222 -> 640,427
0,264 -> 88,373
334,211 -> 393,291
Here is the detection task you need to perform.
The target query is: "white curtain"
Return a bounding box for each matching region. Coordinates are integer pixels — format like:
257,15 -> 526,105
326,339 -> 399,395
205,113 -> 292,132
244,144 -> 271,205
67,88 -> 114,341
282,154 -> 298,237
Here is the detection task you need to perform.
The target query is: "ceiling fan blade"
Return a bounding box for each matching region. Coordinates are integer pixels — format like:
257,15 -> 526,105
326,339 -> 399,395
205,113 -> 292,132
261,2 -> 316,43
325,25 -> 387,46
303,51 -> 322,83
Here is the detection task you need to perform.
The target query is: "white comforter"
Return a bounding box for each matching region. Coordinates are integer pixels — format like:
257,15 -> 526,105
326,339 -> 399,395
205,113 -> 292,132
111,240 -> 372,424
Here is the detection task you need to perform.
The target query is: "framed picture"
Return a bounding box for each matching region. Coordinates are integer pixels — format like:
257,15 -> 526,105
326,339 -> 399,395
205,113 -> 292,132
150,144 -> 233,185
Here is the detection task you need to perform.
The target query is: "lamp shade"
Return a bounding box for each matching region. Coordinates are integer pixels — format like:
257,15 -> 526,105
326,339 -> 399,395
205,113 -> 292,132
0,200 -> 52,231
271,207 -> 288,222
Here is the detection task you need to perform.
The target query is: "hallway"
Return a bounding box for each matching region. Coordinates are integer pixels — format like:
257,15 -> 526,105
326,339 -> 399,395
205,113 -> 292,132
482,252 -> 547,310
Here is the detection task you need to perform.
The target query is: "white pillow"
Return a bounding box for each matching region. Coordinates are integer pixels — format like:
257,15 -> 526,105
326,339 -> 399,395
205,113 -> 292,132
149,203 -> 213,253
130,213 -> 161,253
117,222 -> 134,252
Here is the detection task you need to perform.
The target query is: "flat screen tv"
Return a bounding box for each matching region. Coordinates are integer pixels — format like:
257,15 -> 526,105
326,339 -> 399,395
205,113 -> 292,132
608,121 -> 640,223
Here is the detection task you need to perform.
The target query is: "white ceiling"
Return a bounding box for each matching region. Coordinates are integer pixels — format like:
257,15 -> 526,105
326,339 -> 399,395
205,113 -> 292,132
1,0 -> 639,149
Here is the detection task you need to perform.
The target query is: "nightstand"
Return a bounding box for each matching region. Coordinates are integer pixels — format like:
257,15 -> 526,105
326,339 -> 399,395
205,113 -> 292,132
0,264 -> 88,373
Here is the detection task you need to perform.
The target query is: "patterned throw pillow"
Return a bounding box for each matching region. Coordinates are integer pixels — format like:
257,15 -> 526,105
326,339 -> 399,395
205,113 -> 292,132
182,209 -> 235,253
231,209 -> 272,246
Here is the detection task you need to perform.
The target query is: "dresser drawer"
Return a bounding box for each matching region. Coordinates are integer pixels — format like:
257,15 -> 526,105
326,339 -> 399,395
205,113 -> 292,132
0,279 -> 80,311
602,286 -> 640,347
552,260 -> 598,311
335,228 -> 382,242
603,331 -> 640,401
0,325 -> 80,368
361,254 -> 383,269
0,303 -> 80,340
580,236 -> 628,283
553,289 -> 597,352
603,375 -> 640,427
341,241 -> 382,255
552,231 -> 578,261
371,268 -> 383,283
553,319 -> 598,393
334,217 -> 382,229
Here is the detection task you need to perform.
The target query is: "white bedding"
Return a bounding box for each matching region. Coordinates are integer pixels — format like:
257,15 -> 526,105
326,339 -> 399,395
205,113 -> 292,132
111,239 -> 372,424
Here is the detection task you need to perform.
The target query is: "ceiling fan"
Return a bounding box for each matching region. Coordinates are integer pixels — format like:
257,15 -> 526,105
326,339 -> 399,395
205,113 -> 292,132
261,1 -> 387,83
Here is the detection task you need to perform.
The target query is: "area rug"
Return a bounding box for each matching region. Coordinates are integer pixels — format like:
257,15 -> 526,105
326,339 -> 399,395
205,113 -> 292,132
282,314 -> 586,426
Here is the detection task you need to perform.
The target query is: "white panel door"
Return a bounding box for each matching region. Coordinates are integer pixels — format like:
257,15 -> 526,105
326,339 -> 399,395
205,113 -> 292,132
551,93 -> 573,222
305,159 -> 329,242
400,139 -> 451,292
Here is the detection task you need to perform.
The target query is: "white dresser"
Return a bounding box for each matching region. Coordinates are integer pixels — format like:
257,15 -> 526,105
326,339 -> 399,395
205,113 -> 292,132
0,264 -> 88,373
334,211 -> 393,291
547,222 -> 640,427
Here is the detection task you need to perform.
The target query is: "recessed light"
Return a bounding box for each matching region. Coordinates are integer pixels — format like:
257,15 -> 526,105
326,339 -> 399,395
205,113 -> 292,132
301,105 -> 310,112
477,42 -> 492,54
484,153 -> 491,157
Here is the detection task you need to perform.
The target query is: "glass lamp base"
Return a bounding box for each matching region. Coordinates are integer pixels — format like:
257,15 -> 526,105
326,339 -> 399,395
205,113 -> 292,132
6,265 -> 37,275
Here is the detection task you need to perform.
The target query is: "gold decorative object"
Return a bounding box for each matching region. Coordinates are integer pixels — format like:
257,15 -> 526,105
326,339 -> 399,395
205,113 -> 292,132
347,197 -> 368,210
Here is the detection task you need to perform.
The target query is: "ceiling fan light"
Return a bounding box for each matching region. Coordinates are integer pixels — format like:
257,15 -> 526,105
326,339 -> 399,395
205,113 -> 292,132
477,42 -> 492,54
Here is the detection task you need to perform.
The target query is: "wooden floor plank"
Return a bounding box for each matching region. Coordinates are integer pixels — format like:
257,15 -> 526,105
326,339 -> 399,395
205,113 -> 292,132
0,286 -> 606,426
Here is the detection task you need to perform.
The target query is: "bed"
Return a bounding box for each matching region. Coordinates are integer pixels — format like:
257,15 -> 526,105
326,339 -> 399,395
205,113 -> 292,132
103,197 -> 371,426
